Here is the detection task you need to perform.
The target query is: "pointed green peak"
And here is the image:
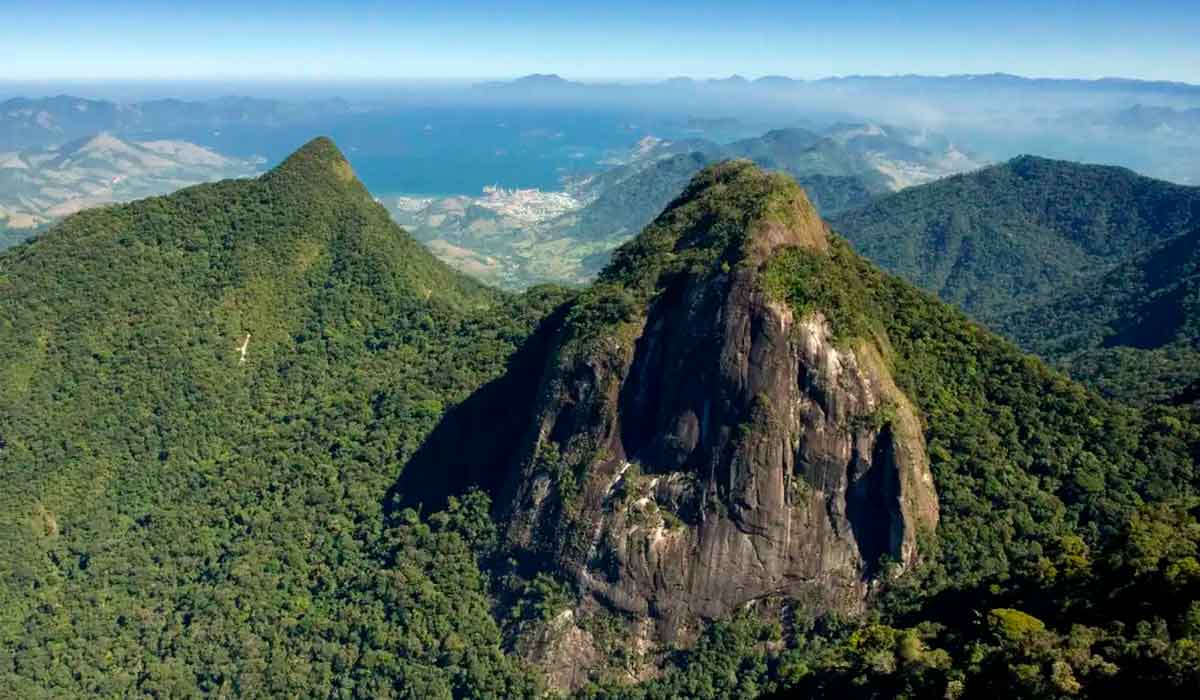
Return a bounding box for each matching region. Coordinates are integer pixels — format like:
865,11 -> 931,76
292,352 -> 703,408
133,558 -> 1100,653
268,136 -> 358,186
600,160 -> 829,289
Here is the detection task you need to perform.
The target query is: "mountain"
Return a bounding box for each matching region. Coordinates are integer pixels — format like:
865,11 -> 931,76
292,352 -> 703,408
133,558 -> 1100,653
997,227 -> 1200,404
0,137 -> 563,697
0,96 -> 122,149
475,73 -> 575,89
472,72 -> 1200,100
491,163 -> 938,682
394,125 -> 979,288
831,155 -> 1200,320
822,122 -> 983,189
0,95 -> 354,151
406,161 -> 1200,695
447,72 -> 1200,186
1073,104 -> 1200,137
725,127 -> 884,186
5,144 -> 1200,698
1050,105 -> 1200,186
810,72 -> 1200,98
0,132 -> 261,242
721,125 -> 982,192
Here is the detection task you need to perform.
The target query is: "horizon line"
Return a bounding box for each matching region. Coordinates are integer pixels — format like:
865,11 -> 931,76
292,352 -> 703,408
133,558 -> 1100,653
2,71 -> 1199,88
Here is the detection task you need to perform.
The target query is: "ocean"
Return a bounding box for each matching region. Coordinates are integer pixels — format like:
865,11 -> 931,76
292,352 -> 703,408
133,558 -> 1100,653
158,106 -> 725,195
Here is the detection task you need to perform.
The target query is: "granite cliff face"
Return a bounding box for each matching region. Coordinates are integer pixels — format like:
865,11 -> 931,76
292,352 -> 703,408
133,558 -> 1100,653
498,162 -> 939,670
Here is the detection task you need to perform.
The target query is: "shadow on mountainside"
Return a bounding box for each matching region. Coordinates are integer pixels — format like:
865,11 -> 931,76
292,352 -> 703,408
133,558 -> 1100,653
384,302 -> 569,518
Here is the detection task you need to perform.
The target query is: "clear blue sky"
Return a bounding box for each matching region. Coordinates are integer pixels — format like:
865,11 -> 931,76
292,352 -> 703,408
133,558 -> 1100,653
4,0 -> 1198,83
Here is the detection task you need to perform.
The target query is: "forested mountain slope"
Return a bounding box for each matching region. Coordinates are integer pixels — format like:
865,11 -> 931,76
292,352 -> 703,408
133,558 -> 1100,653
559,164 -> 1200,698
3,144 -> 1199,700
0,138 -> 563,698
400,161 -> 1200,697
830,156 -> 1200,319
997,227 -> 1200,404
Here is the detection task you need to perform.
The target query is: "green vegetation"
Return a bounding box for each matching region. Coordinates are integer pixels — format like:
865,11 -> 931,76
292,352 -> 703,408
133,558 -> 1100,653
5,141 -> 1200,699
997,227 -> 1200,404
397,129 -> 884,290
727,128 -> 892,191
514,160 -> 1200,697
0,221 -> 45,250
831,155 -> 1200,320
581,499 -> 1200,699
526,160 -> 1200,697
595,161 -> 811,299
0,138 -> 556,697
762,236 -> 1197,591
574,207 -> 1200,699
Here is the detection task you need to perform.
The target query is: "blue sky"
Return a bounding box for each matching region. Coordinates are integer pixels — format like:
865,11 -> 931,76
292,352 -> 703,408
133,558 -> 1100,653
4,0 -> 1198,83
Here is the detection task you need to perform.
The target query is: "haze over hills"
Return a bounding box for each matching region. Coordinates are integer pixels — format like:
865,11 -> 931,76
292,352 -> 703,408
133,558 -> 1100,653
390,123 -> 983,287
0,95 -> 355,151
7,68 -> 1200,191
467,72 -> 1200,102
0,132 -> 261,244
464,72 -> 1200,187
3,138 -> 1200,697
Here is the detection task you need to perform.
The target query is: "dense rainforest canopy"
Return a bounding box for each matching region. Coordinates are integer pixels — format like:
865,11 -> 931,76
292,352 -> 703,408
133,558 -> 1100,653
831,155 -> 1200,321
0,138 -> 562,697
1,142 -> 1197,699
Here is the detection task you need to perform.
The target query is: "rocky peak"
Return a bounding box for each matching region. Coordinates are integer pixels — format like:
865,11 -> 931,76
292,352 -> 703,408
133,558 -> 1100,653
498,162 -> 938,685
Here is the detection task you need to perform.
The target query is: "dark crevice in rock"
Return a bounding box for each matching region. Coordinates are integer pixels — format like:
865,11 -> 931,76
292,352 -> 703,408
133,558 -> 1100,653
846,425 -> 901,579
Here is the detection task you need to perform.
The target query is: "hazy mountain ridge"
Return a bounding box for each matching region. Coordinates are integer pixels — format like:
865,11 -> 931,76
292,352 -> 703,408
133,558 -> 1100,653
463,72 -> 1200,185
0,95 -> 356,151
391,123 -> 982,288
0,132 -> 262,240
475,72 -> 1200,99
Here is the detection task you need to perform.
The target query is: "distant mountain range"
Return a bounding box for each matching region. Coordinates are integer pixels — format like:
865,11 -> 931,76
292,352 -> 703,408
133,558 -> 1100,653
466,72 -> 1200,185
0,95 -> 356,151
0,133 -> 261,245
474,72 -> 1200,98
390,123 -> 983,287
1066,104 -> 1200,136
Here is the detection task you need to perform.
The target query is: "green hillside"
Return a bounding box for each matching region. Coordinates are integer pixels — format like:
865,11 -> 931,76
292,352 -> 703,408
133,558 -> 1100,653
0,138 -> 563,698
3,147 -> 1199,699
831,155 -> 1200,319
726,128 -> 893,190
997,227 -> 1200,404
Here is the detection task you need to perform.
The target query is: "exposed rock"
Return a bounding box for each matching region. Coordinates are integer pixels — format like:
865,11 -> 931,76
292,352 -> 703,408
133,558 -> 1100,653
498,162 -> 939,685
515,610 -> 601,691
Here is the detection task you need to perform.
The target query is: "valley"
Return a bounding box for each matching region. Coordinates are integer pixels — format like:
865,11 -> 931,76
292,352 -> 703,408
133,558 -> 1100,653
388,123 -> 984,288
